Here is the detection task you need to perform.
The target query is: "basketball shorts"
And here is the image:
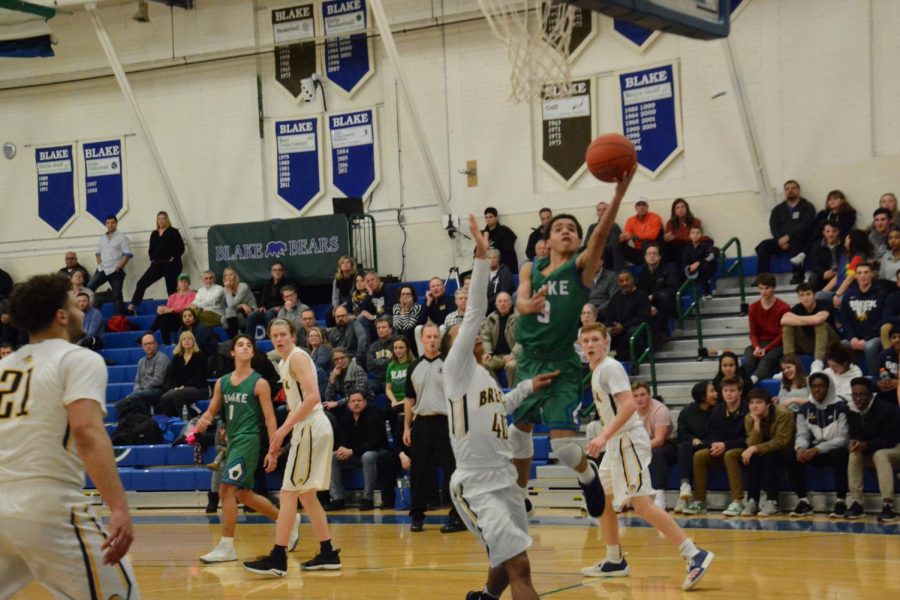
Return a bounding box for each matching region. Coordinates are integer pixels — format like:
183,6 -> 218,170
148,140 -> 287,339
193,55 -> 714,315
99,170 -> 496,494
598,429 -> 655,505
0,486 -> 139,600
450,469 -> 532,568
513,351 -> 582,430
220,434 -> 260,489
282,411 -> 333,493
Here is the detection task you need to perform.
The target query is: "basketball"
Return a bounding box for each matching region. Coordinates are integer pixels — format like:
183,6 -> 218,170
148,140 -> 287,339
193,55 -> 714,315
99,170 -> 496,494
585,133 -> 637,182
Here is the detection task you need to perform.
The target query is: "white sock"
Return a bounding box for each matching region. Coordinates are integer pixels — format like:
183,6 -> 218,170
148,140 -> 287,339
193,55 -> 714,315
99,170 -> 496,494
679,539 -> 699,560
576,464 -> 597,485
797,496 -> 808,503
220,536 -> 234,547
606,544 -> 623,563
751,374 -> 759,384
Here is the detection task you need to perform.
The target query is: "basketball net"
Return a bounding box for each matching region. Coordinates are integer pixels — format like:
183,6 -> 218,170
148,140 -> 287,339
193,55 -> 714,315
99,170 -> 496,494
476,0 -> 577,103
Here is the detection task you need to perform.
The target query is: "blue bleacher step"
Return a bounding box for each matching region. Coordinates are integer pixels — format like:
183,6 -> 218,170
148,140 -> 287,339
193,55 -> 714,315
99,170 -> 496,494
100,299 -> 166,318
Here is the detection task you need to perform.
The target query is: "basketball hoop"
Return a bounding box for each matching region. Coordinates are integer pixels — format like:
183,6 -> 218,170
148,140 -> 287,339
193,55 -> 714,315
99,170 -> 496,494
476,0 -> 577,103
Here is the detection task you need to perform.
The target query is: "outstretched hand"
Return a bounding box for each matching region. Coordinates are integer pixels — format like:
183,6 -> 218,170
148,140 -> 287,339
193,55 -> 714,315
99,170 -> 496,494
531,370 -> 560,392
469,214 -> 490,259
519,286 -> 547,315
614,164 -> 637,198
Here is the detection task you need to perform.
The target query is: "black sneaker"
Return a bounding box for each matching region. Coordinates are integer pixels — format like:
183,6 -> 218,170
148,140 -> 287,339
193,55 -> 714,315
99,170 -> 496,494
440,516 -> 467,533
524,498 -> 534,519
323,499 -> 346,511
243,554 -> 287,577
410,519 -> 424,532
300,549 -> 341,571
789,273 -> 805,285
845,501 -> 864,520
789,499 -> 813,518
828,500 -> 847,519
876,503 -> 897,523
578,461 -> 606,518
466,593 -> 482,600
359,498 -> 375,511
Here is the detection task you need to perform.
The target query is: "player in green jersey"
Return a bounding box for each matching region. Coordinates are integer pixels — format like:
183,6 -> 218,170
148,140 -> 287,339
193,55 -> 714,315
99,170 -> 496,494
510,166 -> 635,519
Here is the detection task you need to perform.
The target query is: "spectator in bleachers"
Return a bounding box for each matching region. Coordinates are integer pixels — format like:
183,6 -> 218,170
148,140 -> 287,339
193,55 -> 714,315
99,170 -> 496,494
604,270 -> 650,361
365,317 -> 394,393
845,377 -> 900,522
755,180 -> 815,285
69,270 -> 93,301
149,273 -> 196,345
533,238 -> 549,259
221,267 -> 256,338
712,351 -> 753,400
0,267 -> 10,302
811,190 -> 856,244
325,390 -> 390,511
782,281 -> 840,373
663,198 -> 700,266
787,372 -> 849,518
584,200 -> 625,271
839,263 -> 885,374
743,273 -> 790,383
479,292 -> 518,385
682,224 -> 718,300
588,259 -> 618,320
821,229 -> 872,306
159,331 -> 208,417
880,269 -> 900,348
392,285 -> 425,348
619,199 -> 663,266
385,336 -> 413,440
740,388 -> 795,516
192,270 -> 226,327
775,354 -> 809,412
59,250 -> 90,281
87,214 -> 133,316
482,206 -> 518,274
633,381 -> 676,511
683,377 -> 747,516
807,221 -> 844,292
116,333 -> 170,415
377,432 -> 412,510
328,305 -> 367,364
823,342 -> 862,401
485,249 -> 515,315
245,262 -> 291,339
127,211 -> 185,314
179,307 -> 218,356
674,381 -> 717,513
296,308 -> 317,349
868,208 -> 892,261
349,273 -> 368,316
877,230 -> 900,293
874,326 -> 900,404
307,326 -> 333,374
443,287 -> 468,329
331,255 -> 358,315
574,303 -> 598,365
0,343 -> 12,358
75,292 -> 103,351
636,243 -> 677,342
274,285 -> 309,334
525,208 -> 552,261
324,346 -> 369,417
424,277 -> 455,326
359,270 -> 398,327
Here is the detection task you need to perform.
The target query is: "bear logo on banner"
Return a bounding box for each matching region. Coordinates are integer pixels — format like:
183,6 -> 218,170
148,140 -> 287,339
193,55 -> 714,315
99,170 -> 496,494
265,241 -> 288,258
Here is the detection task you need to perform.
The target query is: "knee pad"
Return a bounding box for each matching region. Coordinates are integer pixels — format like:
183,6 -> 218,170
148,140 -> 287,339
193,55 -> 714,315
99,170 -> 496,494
508,425 -> 533,460
550,438 -> 584,471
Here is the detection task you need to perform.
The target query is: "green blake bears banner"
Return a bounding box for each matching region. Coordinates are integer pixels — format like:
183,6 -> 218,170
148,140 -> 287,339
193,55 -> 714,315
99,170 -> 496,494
208,215 -> 350,285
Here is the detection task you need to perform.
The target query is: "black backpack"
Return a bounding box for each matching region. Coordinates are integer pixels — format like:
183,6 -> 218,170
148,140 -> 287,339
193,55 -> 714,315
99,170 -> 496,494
112,413 -> 163,446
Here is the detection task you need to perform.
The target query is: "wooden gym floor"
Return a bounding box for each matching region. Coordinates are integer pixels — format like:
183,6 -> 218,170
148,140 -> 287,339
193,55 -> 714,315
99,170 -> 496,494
14,509 -> 899,599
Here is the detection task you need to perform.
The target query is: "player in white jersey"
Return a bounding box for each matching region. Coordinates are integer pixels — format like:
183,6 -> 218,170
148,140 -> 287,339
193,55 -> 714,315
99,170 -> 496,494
579,323 -> 713,591
0,273 -> 139,599
441,216 -> 558,600
243,318 -> 339,577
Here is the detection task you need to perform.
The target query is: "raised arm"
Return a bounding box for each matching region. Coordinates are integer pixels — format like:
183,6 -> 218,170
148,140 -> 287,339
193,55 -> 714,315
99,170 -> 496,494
577,166 -> 637,287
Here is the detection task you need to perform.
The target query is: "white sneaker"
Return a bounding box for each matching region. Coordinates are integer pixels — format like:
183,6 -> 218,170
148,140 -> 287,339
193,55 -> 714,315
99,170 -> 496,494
772,372 -> 783,381
790,252 -> 806,266
740,498 -> 759,516
674,497 -> 688,513
679,482 -> 692,500
810,360 -> 824,373
759,500 -> 779,516
613,501 -> 625,514
722,500 -> 744,517
200,541 -> 237,563
654,490 -> 667,511
288,513 -> 302,552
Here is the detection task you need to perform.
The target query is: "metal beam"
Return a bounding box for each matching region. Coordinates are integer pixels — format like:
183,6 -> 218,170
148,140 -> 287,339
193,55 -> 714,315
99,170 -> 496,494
85,2 -> 203,272
368,0 -> 451,215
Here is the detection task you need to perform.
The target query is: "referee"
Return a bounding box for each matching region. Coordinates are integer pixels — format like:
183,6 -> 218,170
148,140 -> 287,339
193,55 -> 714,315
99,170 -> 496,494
402,322 -> 466,533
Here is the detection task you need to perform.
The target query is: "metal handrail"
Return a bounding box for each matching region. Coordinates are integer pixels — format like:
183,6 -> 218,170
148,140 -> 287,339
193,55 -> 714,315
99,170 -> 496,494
719,237 -> 749,314
628,321 -> 657,396
677,277 -> 708,360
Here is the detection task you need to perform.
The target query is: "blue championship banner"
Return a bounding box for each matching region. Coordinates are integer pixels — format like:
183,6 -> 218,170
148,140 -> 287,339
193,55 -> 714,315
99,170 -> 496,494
619,63 -> 682,178
35,144 -> 76,234
275,117 -> 324,213
328,108 -> 379,198
612,19 -> 660,52
322,0 -> 374,97
82,139 -> 125,223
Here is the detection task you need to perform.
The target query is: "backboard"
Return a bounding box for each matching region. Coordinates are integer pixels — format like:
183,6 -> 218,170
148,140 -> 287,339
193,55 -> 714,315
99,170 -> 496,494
562,0 -> 731,40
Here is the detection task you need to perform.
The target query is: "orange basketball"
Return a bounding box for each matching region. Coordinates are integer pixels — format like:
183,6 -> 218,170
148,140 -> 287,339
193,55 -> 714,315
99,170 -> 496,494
585,133 -> 637,182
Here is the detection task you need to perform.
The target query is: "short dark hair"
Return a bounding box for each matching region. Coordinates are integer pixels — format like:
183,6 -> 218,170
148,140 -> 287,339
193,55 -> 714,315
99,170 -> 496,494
850,377 -> 874,393
689,223 -> 704,233
230,334 -> 257,354
375,315 -> 392,327
281,285 -> 296,296
747,388 -> 772,403
8,274 -> 72,334
539,207 -> 552,215
544,213 -> 583,240
720,376 -> 743,391
104,214 -> 118,222
643,243 -> 662,255
825,342 -> 853,366
754,273 -> 776,288
822,219 -> 839,231
873,207 -> 892,219
784,179 -> 800,189
808,372 -> 830,388
795,282 -> 815,294
484,207 -> 498,217
271,261 -> 284,269
75,291 -> 91,300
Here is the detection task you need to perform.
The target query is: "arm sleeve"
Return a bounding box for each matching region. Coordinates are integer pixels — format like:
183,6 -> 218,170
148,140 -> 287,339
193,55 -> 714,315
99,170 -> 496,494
748,305 -> 761,348
504,378 -> 534,415
763,303 -> 790,351
173,229 -> 185,258
816,410 -> 849,454
445,258 -> 489,399
332,280 -> 340,308
60,349 -> 108,410
794,411 -> 811,451
605,361 -> 633,395
148,231 -> 157,259
755,411 -> 796,454
769,207 -> 782,238
120,234 -> 133,258
149,355 -> 169,389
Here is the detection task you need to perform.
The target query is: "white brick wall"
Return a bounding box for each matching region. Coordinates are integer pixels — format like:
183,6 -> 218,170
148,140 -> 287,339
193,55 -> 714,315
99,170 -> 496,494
0,0 -> 897,290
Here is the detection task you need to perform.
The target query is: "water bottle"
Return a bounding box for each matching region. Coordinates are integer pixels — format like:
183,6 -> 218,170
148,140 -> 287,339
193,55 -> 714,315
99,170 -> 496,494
385,420 -> 394,446
181,404 -> 189,422
879,368 -> 890,383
